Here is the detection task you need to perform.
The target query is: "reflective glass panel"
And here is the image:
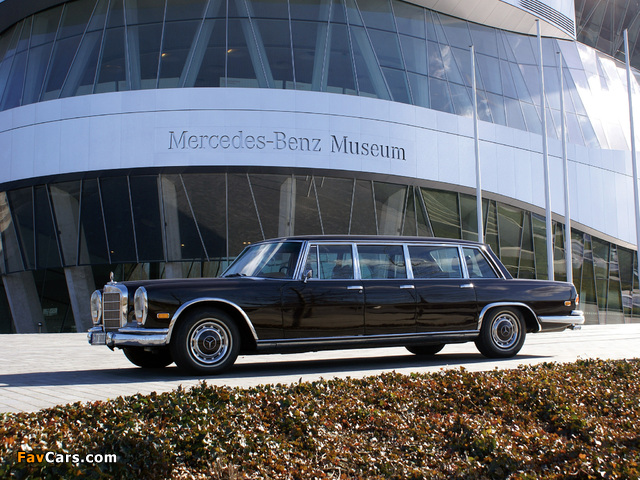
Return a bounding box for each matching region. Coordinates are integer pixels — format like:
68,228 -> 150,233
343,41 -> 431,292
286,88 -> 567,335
130,176 -> 165,262
160,175 -> 206,261
227,174 -> 265,256
22,43 -> 54,105
421,188 -> 460,238
158,21 -> 200,88
305,244 -> 354,279
78,179 -> 109,265
294,176 -> 324,235
368,29 -> 403,69
392,0 -> 425,39
463,247 -> 498,279
325,24 -> 356,94
315,176 -> 354,234
191,17 -> 226,87
31,6 -> 63,47
95,28 -> 128,93
227,19 -> 261,88
128,23 -> 163,89
100,177 -> 137,263
125,0 -> 165,25
42,36 -> 83,100
400,35 -> 427,75
34,186 -> 62,268
50,181 -> 82,267
7,188 -> 34,269
255,19 -> 295,88
350,180 -> 377,234
409,245 -> 461,279
357,244 -> 406,279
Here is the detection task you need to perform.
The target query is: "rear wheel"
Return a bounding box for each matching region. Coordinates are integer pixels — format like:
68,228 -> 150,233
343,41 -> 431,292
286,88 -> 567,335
406,344 -> 445,356
475,307 -> 525,358
170,308 -> 240,374
122,347 -> 173,368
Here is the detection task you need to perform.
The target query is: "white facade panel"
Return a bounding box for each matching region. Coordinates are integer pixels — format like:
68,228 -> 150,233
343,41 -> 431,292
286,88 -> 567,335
0,88 -> 636,246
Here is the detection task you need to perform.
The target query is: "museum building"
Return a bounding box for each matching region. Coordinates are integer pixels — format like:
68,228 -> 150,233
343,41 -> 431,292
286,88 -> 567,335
1,0 -> 639,333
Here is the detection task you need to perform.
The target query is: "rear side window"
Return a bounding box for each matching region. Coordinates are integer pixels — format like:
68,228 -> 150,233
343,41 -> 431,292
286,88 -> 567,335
357,244 -> 407,279
408,245 -> 463,279
304,244 -> 354,279
463,247 -> 498,278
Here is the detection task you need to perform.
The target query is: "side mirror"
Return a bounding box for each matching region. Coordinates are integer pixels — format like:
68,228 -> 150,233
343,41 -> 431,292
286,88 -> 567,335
303,270 -> 313,283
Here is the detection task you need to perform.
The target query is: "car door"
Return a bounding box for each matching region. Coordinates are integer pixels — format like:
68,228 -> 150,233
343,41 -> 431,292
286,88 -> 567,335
281,243 -> 365,338
357,243 -> 417,336
408,244 -> 478,332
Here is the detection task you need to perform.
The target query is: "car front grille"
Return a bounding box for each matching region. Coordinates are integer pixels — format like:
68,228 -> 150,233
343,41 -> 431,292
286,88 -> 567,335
102,284 -> 128,331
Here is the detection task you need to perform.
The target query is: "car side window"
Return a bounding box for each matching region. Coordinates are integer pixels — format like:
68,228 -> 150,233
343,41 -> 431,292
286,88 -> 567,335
357,244 -> 407,279
304,244 -> 354,279
463,247 -> 498,278
408,245 -> 463,279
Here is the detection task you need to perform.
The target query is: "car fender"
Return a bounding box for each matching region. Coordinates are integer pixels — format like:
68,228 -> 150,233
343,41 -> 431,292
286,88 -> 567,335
166,298 -> 259,343
478,302 -> 541,333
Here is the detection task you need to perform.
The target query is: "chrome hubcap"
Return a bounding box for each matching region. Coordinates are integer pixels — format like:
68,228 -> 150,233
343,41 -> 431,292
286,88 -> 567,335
491,312 -> 519,350
188,320 -> 231,365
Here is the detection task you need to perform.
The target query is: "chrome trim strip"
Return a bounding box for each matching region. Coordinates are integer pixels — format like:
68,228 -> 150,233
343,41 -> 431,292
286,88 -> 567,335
167,298 -> 259,342
106,330 -> 169,348
538,310 -> 585,326
458,245 -> 470,278
255,330 -> 480,348
478,302 -> 542,332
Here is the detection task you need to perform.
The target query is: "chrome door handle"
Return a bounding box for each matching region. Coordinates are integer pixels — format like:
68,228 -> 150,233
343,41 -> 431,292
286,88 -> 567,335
460,283 -> 474,289
347,286 -> 363,291
399,285 -> 415,289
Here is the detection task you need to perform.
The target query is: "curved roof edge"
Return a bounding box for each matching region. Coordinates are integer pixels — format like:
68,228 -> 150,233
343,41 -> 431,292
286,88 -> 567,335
409,0 -> 575,39
0,0 -> 576,39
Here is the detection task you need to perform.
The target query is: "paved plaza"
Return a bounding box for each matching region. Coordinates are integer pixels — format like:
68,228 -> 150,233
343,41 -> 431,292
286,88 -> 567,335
1,324 -> 639,414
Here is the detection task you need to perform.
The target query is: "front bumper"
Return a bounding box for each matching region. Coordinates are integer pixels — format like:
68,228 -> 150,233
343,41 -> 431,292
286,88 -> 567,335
538,310 -> 585,332
87,326 -> 169,348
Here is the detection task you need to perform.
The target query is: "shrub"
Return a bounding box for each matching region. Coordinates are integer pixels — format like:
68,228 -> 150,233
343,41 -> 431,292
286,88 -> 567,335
1,359 -> 639,479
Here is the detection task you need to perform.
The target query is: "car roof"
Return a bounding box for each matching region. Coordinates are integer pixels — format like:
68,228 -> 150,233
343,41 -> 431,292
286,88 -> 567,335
253,235 -> 485,246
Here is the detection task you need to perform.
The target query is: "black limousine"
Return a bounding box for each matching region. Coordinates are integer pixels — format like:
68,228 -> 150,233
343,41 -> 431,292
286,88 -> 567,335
88,236 -> 584,374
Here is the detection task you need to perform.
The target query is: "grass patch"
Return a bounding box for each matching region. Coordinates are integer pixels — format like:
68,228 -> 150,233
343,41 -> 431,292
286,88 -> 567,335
1,359 -> 639,479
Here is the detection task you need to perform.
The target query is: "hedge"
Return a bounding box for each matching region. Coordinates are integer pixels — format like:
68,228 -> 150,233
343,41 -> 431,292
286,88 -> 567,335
1,358 -> 639,479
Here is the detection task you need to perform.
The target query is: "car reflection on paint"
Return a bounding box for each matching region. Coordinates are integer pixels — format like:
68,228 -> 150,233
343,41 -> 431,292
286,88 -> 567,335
88,236 -> 584,374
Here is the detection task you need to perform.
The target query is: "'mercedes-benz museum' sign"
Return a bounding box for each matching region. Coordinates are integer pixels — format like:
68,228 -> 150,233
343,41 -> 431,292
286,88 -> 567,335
168,130 -> 407,160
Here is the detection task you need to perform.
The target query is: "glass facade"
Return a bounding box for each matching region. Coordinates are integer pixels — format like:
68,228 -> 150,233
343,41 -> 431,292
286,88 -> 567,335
1,0 -> 640,150
576,0 -> 640,67
0,169 -> 638,334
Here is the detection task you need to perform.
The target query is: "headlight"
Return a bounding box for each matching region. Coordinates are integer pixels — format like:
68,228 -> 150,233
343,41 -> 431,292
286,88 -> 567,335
134,287 -> 148,325
90,290 -> 102,325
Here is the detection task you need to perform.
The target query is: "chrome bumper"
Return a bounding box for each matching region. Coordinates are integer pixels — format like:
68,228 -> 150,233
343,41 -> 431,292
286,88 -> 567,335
87,326 -> 169,348
538,310 -> 585,332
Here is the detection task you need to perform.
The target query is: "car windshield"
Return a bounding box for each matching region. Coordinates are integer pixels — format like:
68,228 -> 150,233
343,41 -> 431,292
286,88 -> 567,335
222,241 -> 302,279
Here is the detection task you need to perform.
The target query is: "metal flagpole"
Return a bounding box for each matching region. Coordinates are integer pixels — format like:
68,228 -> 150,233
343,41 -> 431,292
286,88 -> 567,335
538,20 -> 554,280
624,29 -> 640,293
471,45 -> 484,243
558,50 -> 572,285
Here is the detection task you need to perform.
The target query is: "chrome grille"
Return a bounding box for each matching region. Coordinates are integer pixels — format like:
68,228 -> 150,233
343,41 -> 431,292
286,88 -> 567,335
102,284 -> 128,331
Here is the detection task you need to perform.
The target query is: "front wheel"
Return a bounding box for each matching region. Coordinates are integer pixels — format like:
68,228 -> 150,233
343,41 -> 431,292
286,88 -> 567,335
475,307 -> 526,358
122,347 -> 173,368
170,309 -> 240,374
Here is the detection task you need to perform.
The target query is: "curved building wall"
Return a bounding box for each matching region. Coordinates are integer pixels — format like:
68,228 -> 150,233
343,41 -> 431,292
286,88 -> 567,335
0,0 -> 639,333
